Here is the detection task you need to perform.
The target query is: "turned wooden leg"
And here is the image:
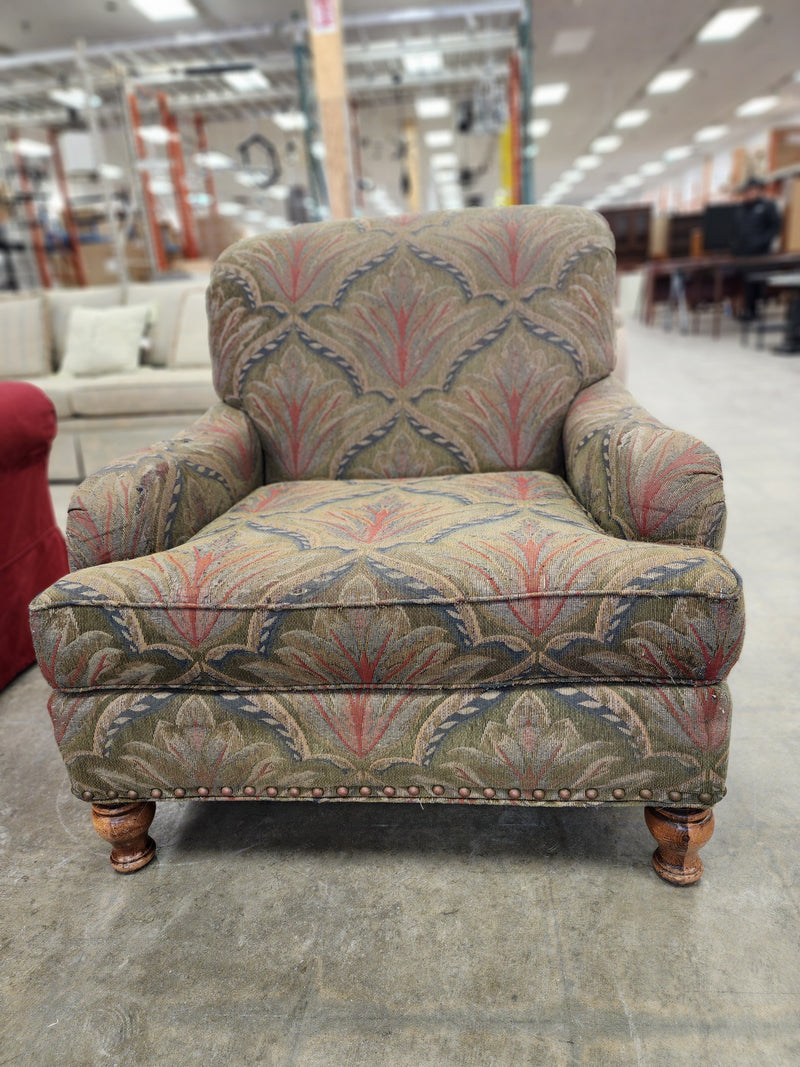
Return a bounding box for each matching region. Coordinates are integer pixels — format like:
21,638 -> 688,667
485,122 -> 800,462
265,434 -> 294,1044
91,802 -> 156,873
644,806 -> 714,886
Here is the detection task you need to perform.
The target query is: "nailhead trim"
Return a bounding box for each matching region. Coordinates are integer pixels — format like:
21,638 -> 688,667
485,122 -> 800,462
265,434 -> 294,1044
76,785 -> 716,804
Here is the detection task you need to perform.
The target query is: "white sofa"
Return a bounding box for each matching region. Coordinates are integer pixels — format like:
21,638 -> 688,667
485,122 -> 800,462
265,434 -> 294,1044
0,279 -> 218,481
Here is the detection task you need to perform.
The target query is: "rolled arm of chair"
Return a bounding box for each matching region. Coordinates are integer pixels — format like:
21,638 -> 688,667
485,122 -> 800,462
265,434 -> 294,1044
563,375 -> 726,550
66,402 -> 263,570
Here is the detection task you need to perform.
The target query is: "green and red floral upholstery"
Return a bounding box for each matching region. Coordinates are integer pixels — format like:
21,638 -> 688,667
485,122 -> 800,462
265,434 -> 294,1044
30,206 -> 743,812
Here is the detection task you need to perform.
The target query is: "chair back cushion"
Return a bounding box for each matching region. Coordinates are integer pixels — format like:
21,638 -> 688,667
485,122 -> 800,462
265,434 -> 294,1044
208,206 -> 615,481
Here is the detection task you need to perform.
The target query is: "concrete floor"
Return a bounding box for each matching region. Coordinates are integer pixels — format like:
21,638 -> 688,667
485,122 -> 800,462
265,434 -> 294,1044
2,316 -> 799,1066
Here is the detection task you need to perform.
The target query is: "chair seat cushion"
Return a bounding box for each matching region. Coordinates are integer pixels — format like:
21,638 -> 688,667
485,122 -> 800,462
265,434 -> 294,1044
32,470 -> 743,694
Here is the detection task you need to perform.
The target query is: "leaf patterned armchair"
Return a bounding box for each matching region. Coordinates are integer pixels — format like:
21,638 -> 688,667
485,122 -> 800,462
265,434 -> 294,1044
30,206 -> 743,883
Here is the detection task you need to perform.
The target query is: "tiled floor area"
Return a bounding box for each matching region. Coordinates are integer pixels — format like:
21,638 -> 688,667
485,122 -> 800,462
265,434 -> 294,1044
2,317 -> 799,1065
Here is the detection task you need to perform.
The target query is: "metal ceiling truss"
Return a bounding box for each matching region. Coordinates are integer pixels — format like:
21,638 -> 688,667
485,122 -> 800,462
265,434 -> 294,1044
0,2 -> 521,129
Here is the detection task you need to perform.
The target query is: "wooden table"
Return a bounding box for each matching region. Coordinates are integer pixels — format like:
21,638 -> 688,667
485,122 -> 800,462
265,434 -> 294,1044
641,252 -> 800,337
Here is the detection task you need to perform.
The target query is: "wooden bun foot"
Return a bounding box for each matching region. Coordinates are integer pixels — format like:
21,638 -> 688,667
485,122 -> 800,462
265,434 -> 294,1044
644,806 -> 714,885
91,801 -> 156,873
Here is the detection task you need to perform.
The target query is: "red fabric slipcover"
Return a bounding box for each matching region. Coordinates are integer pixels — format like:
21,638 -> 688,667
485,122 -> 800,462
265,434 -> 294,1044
0,382 -> 68,690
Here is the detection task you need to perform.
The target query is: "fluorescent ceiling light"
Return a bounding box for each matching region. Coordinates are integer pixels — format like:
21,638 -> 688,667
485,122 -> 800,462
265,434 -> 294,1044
551,28 -> 594,55
647,68 -> 694,94
640,161 -> 666,176
528,118 -> 551,138
265,185 -> 290,200
697,6 -> 761,42
188,192 -> 214,207
614,109 -> 650,129
415,97 -> 451,119
575,155 -> 601,170
663,145 -> 692,162
424,129 -> 454,149
150,178 -> 174,195
99,163 -> 124,180
7,138 -> 52,158
193,151 -> 235,170
621,174 -> 644,188
533,82 -> 569,106
694,124 -> 729,142
139,125 -> 173,145
222,69 -> 270,92
273,111 -> 308,132
49,87 -> 100,109
435,169 -> 459,183
129,0 -> 197,20
591,135 -> 622,153
431,151 -> 459,170
736,95 -> 779,117
561,169 -> 584,183
403,51 -> 443,76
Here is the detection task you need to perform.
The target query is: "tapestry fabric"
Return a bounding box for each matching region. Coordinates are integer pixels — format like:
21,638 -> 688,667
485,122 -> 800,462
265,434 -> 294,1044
65,402 -> 262,571
27,205 -> 743,815
32,470 -> 743,694
564,375 -> 727,550
208,207 -> 616,481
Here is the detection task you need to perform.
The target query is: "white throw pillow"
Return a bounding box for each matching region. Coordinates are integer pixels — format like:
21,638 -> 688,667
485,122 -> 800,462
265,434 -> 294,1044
60,304 -> 153,377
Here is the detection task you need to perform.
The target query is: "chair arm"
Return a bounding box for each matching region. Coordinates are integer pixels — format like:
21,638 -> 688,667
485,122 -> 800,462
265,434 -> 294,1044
66,402 -> 263,570
563,375 -> 726,550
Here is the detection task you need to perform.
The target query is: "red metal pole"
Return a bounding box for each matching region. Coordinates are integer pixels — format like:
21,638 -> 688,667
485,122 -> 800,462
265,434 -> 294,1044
127,91 -> 168,274
508,51 -> 522,207
48,128 -> 88,287
193,112 -> 219,219
158,93 -> 200,259
11,130 -> 52,288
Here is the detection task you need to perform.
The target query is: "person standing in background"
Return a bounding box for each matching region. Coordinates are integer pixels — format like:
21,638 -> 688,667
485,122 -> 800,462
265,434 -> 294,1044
733,177 -> 783,321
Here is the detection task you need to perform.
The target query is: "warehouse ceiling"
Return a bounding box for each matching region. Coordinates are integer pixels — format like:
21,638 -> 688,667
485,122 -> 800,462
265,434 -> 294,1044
1,0 -> 800,207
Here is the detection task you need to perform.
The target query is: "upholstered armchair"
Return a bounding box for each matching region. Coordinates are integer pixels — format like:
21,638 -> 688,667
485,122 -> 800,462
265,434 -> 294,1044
30,206 -> 743,884
1,382 -> 68,690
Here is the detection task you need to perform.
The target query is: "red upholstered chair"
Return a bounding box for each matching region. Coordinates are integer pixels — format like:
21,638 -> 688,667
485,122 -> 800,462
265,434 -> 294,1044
0,382 -> 68,690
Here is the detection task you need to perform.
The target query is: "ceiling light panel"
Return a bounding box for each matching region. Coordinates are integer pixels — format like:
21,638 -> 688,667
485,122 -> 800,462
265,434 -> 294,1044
697,7 -> 761,42
6,138 -> 51,158
736,95 -> 779,117
129,0 -> 197,21
591,135 -> 622,153
647,69 -> 694,94
551,29 -> 594,55
431,152 -> 459,170
575,155 -> 601,170
533,82 -> 569,106
138,125 -> 173,144
273,111 -> 308,132
663,145 -> 692,162
640,161 -> 666,176
403,51 -> 444,76
49,87 -> 101,109
528,118 -> 551,138
222,69 -> 270,92
614,109 -> 650,129
694,125 -> 729,142
424,129 -> 454,149
415,97 -> 451,119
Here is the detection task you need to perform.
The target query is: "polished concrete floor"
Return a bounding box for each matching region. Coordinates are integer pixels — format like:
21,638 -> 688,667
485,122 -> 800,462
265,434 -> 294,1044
2,317 -> 799,1065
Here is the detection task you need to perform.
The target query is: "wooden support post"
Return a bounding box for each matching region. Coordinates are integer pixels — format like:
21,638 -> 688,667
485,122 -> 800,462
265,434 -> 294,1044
305,0 -> 354,219
402,119 -> 421,214
158,93 -> 199,259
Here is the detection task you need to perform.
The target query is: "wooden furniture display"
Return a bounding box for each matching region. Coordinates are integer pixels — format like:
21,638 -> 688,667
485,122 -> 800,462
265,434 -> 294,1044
641,252 -> 800,335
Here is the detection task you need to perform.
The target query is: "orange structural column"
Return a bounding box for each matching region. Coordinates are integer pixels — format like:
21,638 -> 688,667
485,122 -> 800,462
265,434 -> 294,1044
158,93 -> 199,259
11,132 -> 52,288
127,91 -> 168,274
48,128 -> 88,287
194,112 -> 219,219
